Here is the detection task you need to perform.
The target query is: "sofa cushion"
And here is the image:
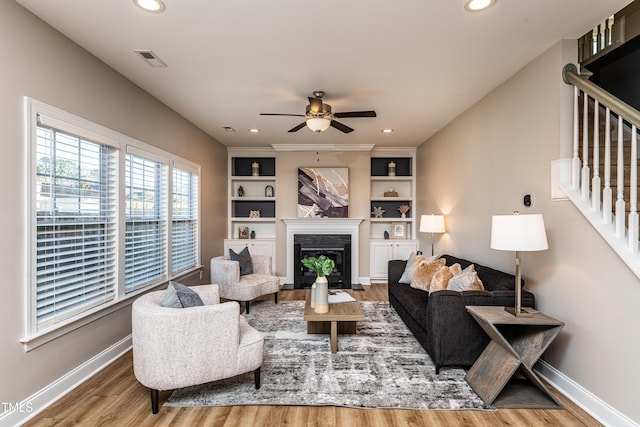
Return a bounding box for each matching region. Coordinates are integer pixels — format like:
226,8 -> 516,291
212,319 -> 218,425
411,258 -> 446,291
229,246 -> 254,276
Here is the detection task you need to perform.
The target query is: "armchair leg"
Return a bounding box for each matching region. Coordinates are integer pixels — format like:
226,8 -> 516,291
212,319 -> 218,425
254,367 -> 261,389
150,388 -> 159,414
245,301 -> 250,314
274,292 -> 278,304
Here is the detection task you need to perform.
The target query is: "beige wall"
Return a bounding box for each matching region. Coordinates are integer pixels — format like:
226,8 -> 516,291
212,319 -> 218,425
417,40 -> 640,423
275,150 -> 371,279
0,2 -> 227,408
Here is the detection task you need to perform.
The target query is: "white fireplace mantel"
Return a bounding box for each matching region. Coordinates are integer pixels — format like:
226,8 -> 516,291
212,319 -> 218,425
282,218 -> 364,285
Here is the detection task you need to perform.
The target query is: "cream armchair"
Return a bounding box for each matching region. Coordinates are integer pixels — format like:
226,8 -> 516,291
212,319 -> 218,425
132,284 -> 264,414
210,255 -> 280,314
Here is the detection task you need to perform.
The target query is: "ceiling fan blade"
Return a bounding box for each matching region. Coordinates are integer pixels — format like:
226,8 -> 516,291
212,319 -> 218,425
333,111 -> 377,118
330,120 -> 354,133
260,113 -> 305,117
288,122 -> 307,132
308,97 -> 323,114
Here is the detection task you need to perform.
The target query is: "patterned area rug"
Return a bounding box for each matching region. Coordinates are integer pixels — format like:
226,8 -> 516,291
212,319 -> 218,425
165,300 -> 487,410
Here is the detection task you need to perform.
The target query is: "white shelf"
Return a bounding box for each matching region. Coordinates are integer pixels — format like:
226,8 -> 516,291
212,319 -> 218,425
370,197 -> 412,202
370,217 -> 414,222
231,176 -> 275,181
231,196 -> 275,201
370,176 -> 413,181
230,217 -> 276,222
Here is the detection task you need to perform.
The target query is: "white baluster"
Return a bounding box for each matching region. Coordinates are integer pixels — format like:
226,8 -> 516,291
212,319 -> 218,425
572,87 -> 581,188
582,94 -> 590,200
629,127 -> 639,253
616,116 -> 625,238
603,107 -> 612,224
592,100 -> 601,211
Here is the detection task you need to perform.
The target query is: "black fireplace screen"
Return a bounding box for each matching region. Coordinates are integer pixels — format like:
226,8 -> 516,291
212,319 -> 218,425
293,234 -> 351,289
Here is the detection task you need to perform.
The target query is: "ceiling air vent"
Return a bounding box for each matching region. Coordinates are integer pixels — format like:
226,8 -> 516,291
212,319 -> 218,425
134,49 -> 167,67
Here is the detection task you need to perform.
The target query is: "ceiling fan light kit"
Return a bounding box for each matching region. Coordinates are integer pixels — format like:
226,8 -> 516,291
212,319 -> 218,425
306,118 -> 331,132
260,90 -> 376,134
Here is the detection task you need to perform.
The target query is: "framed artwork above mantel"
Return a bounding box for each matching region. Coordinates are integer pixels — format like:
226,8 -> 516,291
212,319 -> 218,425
297,167 -> 349,218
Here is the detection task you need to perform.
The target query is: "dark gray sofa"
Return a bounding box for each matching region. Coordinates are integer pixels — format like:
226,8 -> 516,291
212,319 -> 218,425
387,254 -> 535,373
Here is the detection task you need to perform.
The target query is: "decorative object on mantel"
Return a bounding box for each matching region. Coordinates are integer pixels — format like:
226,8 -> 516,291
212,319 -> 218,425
491,212 -> 548,317
237,185 -> 244,197
398,205 -> 411,218
372,206 -> 385,218
250,230 -> 255,239
419,214 -> 446,256
298,167 -> 349,218
238,226 -> 249,239
384,230 -> 390,240
249,210 -> 261,218
265,185 -> 274,197
384,187 -> 398,197
388,161 -> 396,176
252,161 -> 260,176
301,255 -> 335,313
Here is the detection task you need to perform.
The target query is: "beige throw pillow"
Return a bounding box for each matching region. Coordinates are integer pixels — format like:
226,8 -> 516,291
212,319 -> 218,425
429,263 -> 462,294
410,258 -> 446,291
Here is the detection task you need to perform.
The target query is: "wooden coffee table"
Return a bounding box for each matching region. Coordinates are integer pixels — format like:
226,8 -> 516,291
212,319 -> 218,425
303,291 -> 365,353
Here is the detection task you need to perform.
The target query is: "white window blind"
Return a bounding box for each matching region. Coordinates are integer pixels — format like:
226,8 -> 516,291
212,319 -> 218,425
34,124 -> 117,330
172,167 -> 199,273
125,152 -> 168,292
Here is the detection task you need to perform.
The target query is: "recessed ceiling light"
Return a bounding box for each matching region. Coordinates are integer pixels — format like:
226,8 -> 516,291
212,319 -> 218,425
133,0 -> 166,13
464,0 -> 496,12
249,128 -> 261,133
382,129 -> 394,133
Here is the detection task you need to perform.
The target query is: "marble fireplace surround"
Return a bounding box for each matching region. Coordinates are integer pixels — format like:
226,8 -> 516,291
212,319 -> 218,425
282,218 -> 364,286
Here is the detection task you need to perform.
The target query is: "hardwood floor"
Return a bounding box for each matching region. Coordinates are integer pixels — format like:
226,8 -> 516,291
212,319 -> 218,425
24,285 -> 602,427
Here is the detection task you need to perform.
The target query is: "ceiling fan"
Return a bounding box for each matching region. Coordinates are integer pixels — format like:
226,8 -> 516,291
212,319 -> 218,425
260,90 -> 376,133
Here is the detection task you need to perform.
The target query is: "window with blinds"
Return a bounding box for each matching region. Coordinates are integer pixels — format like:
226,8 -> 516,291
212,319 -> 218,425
125,151 -> 168,292
26,98 -> 202,343
35,124 -> 118,329
172,167 -> 199,274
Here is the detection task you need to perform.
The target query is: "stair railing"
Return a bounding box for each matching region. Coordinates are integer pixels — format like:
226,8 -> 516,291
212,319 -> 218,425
562,63 -> 640,276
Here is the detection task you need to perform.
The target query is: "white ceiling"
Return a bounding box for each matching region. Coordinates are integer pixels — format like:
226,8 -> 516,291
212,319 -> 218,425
16,0 -> 632,148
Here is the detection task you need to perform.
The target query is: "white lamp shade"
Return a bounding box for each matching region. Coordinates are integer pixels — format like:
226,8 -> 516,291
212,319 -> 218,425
306,118 -> 331,132
420,214 -> 446,233
491,214 -> 548,251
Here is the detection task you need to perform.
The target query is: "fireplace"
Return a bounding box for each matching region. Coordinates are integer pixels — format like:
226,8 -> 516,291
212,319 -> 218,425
282,218 -> 364,288
294,234 -> 351,289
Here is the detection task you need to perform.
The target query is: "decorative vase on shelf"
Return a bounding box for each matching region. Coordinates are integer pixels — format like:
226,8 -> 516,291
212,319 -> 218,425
314,276 -> 329,314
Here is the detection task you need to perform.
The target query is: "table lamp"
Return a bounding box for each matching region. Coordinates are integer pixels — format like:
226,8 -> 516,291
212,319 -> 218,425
491,212 -> 548,317
420,214 -> 446,256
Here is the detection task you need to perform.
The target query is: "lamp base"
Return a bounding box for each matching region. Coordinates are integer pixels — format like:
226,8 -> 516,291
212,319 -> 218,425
504,306 -> 534,317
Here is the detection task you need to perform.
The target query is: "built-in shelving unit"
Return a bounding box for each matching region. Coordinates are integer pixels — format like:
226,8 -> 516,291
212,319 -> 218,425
369,148 -> 419,282
226,148 -> 277,270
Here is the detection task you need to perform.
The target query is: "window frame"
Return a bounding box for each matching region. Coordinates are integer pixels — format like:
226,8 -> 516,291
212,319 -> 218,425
22,98 -> 202,351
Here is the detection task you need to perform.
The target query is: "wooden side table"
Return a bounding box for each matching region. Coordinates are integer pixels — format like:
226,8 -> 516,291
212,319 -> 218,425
465,306 -> 564,409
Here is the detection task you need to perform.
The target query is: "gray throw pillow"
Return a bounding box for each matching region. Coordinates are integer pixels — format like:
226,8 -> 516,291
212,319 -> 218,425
229,246 -> 254,276
161,282 -> 183,308
161,281 -> 204,308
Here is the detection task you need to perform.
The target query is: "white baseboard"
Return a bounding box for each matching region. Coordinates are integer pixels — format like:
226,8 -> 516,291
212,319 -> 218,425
0,335 -> 132,427
536,360 -> 638,427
